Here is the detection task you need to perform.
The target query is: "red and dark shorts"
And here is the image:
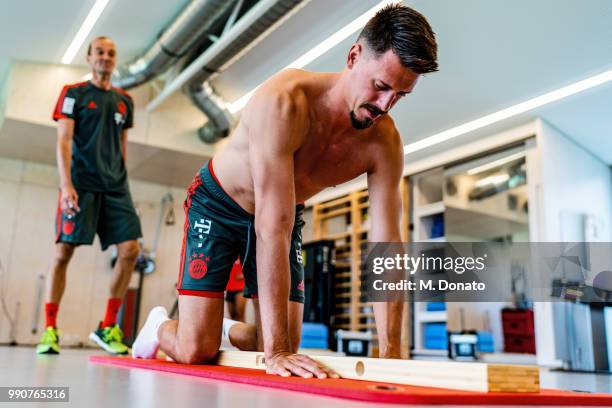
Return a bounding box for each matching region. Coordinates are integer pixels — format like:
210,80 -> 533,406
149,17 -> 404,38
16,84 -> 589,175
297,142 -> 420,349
177,161 -> 305,303
55,189 -> 142,251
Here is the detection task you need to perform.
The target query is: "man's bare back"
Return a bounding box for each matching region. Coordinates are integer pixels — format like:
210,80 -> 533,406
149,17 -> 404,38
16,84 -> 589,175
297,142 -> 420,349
213,68 -> 403,213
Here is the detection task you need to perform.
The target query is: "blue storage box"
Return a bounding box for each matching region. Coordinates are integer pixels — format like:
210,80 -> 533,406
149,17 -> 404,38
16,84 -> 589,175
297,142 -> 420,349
300,338 -> 329,349
300,323 -> 329,349
431,214 -> 444,238
426,302 -> 446,311
424,322 -> 448,350
477,331 -> 495,353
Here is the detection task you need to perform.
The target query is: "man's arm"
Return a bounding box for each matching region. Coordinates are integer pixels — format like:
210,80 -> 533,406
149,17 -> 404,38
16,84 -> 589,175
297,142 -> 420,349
56,118 -> 80,215
246,88 -> 334,379
120,129 -> 128,163
367,127 -> 404,358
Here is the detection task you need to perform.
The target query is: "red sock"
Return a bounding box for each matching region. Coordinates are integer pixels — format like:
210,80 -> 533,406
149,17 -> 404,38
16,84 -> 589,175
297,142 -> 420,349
45,303 -> 59,328
102,298 -> 122,328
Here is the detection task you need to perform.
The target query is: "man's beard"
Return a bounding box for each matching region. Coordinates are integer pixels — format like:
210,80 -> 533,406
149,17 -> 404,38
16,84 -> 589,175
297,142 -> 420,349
350,111 -> 373,130
349,104 -> 384,130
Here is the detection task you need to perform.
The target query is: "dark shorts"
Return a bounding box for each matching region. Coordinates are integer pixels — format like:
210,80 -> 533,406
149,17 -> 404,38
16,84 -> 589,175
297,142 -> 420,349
177,161 -> 305,303
225,291 -> 241,303
55,189 -> 142,251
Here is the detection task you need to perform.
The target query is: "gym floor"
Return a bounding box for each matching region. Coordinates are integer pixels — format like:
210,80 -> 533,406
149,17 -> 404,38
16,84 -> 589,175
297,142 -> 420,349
2,346 -> 611,408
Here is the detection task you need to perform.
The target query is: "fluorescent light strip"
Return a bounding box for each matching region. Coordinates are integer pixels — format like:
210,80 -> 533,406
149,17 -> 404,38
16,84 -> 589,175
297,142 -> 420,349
228,0 -> 395,113
404,69 -> 612,155
473,173 -> 509,188
467,152 -> 525,175
61,0 -> 110,64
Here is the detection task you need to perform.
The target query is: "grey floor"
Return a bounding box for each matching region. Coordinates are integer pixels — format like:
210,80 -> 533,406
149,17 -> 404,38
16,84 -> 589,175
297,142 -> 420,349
1,346 -> 611,408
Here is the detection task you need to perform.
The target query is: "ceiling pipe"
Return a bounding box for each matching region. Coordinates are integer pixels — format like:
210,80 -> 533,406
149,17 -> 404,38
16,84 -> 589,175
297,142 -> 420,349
187,82 -> 235,143
182,0 -> 306,143
148,0 -> 307,112
112,0 -> 306,144
112,0 -> 235,90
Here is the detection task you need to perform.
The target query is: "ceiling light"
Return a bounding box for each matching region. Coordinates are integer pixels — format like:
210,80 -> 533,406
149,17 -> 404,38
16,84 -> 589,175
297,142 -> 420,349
61,0 -> 110,64
404,69 -> 612,155
474,174 -> 510,188
467,152 -> 525,175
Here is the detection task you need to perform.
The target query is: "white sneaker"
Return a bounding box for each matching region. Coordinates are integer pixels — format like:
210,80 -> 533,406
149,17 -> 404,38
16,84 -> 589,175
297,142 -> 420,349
132,306 -> 169,359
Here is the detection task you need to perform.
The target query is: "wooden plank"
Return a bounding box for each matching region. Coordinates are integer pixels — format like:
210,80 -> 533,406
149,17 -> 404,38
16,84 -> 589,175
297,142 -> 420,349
355,323 -> 377,330
335,313 -> 374,320
487,364 -> 540,393
400,176 -> 411,360
349,192 -> 362,332
213,351 -> 540,393
401,302 -> 410,359
312,203 -> 324,239
318,207 -> 351,220
327,231 -> 351,241
316,195 -> 352,211
357,190 -> 369,199
334,302 -> 369,309
334,262 -> 351,269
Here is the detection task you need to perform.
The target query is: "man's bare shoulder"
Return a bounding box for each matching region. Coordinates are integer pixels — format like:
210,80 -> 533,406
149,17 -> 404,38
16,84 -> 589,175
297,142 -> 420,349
360,116 -> 403,176
248,69 -> 310,109
242,69 -> 310,125
370,116 -> 403,154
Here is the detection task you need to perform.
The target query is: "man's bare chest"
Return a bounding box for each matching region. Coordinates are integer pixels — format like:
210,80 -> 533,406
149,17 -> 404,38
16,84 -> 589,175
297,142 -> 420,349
294,135 -> 371,191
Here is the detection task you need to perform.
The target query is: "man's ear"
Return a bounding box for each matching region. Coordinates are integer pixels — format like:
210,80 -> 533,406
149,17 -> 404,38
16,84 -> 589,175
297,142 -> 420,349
346,43 -> 362,69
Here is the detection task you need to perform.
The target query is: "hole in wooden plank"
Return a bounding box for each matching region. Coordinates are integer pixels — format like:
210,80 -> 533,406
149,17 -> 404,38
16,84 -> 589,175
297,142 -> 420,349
367,384 -> 403,392
374,385 -> 397,391
355,361 -> 365,376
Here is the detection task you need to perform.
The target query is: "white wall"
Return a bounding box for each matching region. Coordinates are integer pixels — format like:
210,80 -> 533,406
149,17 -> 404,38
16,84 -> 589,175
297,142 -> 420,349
537,120 -> 612,242
0,157 -> 188,346
2,61 -> 216,157
532,118 -> 612,367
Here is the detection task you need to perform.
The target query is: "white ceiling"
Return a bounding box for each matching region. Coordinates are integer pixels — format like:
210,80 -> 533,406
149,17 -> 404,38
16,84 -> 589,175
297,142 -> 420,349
0,0 -> 190,84
1,0 -> 611,172
212,0 -> 612,163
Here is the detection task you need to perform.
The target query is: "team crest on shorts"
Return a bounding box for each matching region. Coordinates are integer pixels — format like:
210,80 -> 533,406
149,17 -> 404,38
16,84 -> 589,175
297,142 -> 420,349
297,280 -> 305,292
62,219 -> 75,235
188,253 -> 210,279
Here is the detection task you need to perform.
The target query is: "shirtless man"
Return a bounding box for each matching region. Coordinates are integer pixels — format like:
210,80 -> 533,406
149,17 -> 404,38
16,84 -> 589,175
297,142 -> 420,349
133,4 -> 438,378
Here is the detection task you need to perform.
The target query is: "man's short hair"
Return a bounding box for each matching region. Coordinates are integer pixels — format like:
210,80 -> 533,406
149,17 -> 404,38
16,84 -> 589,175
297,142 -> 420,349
357,4 -> 438,74
87,36 -> 114,55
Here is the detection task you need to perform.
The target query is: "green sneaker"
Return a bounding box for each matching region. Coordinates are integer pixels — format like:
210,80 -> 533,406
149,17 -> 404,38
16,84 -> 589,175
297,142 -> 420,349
89,324 -> 129,355
36,327 -> 60,354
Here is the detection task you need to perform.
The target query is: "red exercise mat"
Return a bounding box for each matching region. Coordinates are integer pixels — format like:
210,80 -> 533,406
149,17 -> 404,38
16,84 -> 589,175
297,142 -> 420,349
90,356 -> 612,406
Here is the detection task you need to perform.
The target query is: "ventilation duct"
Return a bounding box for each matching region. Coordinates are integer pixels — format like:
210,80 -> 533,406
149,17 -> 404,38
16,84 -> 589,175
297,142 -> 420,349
187,82 -> 234,143
113,0 -> 236,89
113,0 -> 306,144
184,0 -> 305,143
